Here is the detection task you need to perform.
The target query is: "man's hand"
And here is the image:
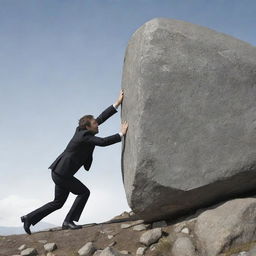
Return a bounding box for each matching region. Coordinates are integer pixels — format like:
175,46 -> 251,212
120,120 -> 128,135
114,89 -> 124,108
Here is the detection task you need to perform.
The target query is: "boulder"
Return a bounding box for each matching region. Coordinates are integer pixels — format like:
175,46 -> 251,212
194,197 -> 256,256
120,17 -> 256,221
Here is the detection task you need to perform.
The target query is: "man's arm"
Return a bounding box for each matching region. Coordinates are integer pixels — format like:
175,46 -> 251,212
112,103 -> 118,110
96,89 -> 124,125
112,104 -> 124,138
84,133 -> 122,147
113,103 -> 124,137
95,104 -> 119,126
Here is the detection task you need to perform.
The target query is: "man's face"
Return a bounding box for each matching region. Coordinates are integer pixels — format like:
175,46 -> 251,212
86,118 -> 99,134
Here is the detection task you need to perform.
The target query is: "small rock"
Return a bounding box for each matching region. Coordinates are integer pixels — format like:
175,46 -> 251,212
131,219 -> 145,225
108,241 -> 116,247
93,250 -> 103,256
47,253 -> 56,256
152,220 -> 167,228
171,237 -> 197,256
129,211 -> 135,216
149,243 -> 157,251
181,227 -> 190,234
38,240 -> 47,244
44,243 -> 57,252
121,223 -> 132,229
174,222 -> 187,233
18,244 -> 27,251
139,228 -> 162,246
99,246 -> 127,256
136,247 -> 146,255
133,224 -> 150,231
78,242 -> 97,256
20,248 -> 38,256
121,220 -> 144,229
120,250 -> 129,254
108,235 -> 114,239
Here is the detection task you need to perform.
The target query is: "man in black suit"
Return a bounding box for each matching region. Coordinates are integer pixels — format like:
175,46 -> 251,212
20,89 -> 128,235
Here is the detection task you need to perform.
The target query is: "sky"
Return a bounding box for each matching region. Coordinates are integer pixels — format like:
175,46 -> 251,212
0,0 -> 255,229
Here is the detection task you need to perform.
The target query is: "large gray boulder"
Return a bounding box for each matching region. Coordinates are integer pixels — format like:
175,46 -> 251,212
120,17 -> 256,222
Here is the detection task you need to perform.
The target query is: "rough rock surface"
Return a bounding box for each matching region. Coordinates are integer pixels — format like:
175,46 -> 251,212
139,227 -> 162,246
78,242 -> 96,256
120,17 -> 256,221
44,242 -> 57,252
171,236 -> 198,256
194,197 -> 256,256
20,248 -> 38,256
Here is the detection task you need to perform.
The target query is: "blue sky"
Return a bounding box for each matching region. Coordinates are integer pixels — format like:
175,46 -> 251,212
0,0 -> 255,228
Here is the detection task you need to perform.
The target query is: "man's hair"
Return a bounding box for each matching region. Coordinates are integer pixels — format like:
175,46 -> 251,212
78,115 -> 94,129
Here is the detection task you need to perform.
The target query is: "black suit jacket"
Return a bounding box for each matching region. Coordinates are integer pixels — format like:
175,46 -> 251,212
48,104 -> 122,177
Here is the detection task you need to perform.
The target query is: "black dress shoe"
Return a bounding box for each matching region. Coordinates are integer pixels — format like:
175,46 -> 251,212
20,215 -> 32,235
62,220 -> 82,230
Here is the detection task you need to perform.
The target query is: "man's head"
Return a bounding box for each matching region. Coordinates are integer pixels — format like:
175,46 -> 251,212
78,115 -> 99,134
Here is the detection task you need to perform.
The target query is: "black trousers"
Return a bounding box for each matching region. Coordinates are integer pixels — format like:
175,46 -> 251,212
26,170 -> 90,226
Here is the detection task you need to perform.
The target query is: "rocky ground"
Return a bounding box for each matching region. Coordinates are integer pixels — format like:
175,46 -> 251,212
2,196 -> 256,256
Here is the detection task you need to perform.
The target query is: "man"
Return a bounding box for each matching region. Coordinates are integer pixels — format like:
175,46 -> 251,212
20,89 -> 128,235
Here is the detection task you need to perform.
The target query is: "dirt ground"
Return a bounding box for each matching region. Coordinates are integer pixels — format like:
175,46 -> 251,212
0,218 -> 172,256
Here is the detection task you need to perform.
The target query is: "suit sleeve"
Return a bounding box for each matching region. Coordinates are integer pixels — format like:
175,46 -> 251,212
95,104 -> 118,125
84,133 -> 122,147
